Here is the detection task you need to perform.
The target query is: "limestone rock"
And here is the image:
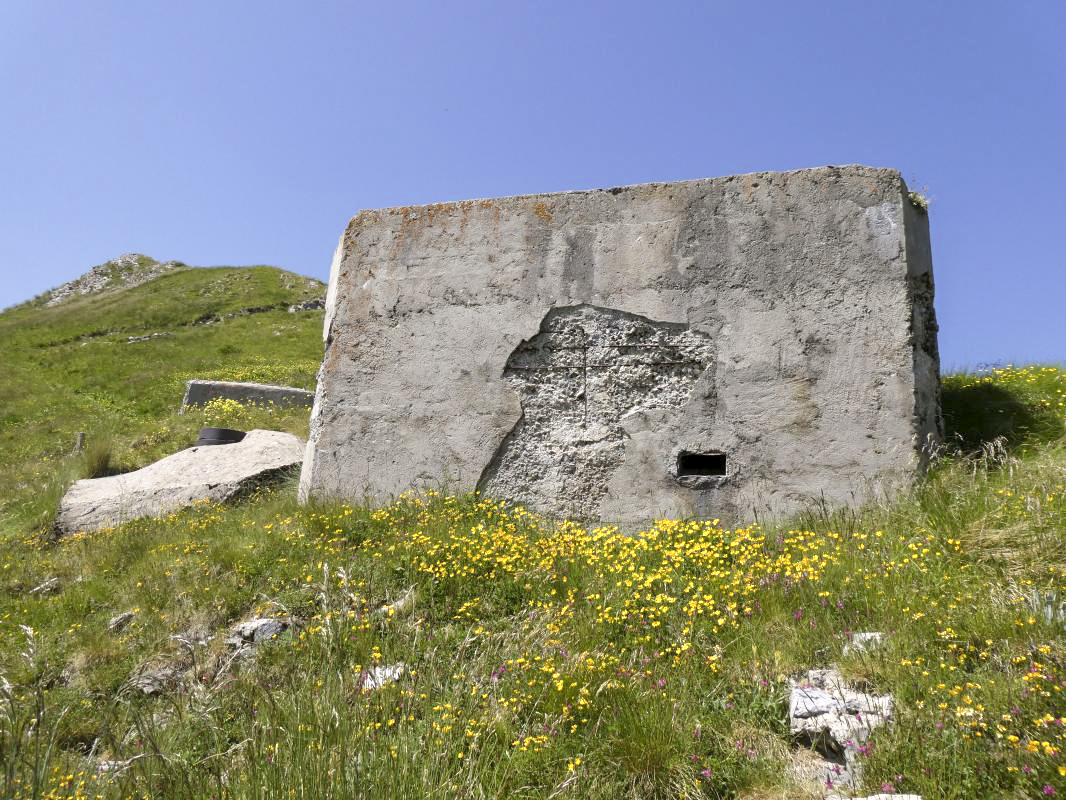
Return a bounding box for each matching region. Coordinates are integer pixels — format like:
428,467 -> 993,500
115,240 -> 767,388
44,254 -> 181,307
843,631 -> 885,656
57,430 -> 304,534
789,669 -> 893,792
29,577 -> 60,595
375,587 -> 416,619
288,297 -> 325,312
96,759 -> 133,775
130,664 -> 183,696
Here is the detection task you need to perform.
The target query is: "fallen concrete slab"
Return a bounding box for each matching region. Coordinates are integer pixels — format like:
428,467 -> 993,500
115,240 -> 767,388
181,380 -> 314,411
57,430 -> 304,534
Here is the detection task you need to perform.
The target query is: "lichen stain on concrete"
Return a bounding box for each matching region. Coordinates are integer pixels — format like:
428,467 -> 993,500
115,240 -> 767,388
478,305 -> 714,520
532,201 -> 553,223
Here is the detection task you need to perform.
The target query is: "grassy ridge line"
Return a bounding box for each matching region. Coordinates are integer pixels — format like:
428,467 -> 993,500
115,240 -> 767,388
0,265 -> 325,532
0,367 -> 1062,799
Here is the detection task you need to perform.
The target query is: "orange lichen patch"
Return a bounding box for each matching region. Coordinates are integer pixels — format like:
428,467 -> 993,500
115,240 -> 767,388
532,202 -> 553,223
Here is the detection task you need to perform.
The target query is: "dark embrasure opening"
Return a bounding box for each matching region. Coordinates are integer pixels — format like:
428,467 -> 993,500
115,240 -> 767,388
676,451 -> 727,477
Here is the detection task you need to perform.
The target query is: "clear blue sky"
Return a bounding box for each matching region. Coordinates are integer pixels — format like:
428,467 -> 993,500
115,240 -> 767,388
1,1 -> 1063,367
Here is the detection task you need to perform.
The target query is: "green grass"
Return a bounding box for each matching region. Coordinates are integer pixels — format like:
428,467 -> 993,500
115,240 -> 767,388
0,272 -> 1063,798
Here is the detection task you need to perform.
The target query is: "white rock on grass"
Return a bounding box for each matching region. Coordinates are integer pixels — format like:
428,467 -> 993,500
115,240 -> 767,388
843,631 -> 885,656
374,587 -> 416,619
29,577 -> 60,595
789,668 -> 893,792
56,430 -> 304,534
360,663 -> 405,691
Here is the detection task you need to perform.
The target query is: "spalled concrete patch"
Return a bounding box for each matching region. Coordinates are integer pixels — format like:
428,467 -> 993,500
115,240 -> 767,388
57,430 -> 304,534
478,305 -> 716,519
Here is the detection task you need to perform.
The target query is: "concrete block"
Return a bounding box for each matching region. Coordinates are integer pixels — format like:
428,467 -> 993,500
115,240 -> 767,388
58,430 -> 305,534
182,380 -> 314,411
299,165 -> 942,525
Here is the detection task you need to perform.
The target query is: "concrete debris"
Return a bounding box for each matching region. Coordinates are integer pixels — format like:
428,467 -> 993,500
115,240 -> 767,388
57,429 -> 305,534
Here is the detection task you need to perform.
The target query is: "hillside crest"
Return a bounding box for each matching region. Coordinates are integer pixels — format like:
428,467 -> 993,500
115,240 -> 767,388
43,253 -> 184,307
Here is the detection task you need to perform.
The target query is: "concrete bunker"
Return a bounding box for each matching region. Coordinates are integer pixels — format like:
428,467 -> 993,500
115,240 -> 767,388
299,166 -> 942,525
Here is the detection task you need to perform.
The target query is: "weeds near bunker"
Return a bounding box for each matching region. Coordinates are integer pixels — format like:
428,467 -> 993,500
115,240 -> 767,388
908,189 -> 930,213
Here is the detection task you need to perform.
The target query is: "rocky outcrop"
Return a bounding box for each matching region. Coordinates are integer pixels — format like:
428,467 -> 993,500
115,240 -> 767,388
288,297 -> 325,313
44,254 -> 182,307
56,430 -> 304,534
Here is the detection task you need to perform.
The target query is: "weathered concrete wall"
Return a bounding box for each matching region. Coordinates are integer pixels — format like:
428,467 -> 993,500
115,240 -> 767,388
182,380 -> 314,410
299,165 -> 941,525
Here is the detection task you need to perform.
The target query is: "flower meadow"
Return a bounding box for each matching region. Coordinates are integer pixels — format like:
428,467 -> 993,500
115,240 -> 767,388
0,365 -> 1063,800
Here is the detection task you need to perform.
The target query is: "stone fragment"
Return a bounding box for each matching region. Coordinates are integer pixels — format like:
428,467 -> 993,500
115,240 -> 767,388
225,617 -> 288,648
29,577 -> 59,595
96,759 -> 133,775
288,297 -> 325,312
56,430 -> 304,534
789,668 -> 893,792
126,332 -> 172,343
359,663 -> 405,691
375,587 -> 416,619
108,611 -> 135,633
181,380 -> 314,410
130,664 -> 182,696
301,166 -> 942,525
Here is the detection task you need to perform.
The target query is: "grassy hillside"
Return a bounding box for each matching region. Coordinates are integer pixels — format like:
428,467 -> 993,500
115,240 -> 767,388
0,270 -> 1064,799
0,259 -> 325,532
